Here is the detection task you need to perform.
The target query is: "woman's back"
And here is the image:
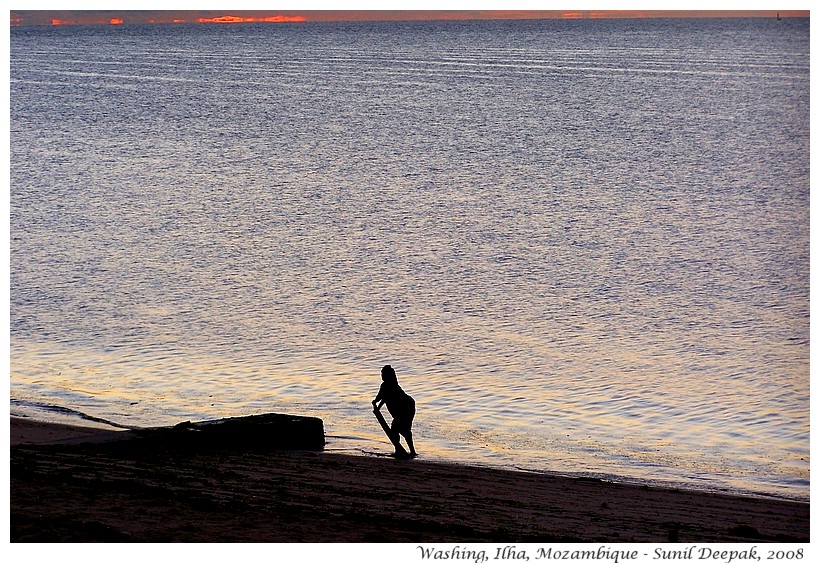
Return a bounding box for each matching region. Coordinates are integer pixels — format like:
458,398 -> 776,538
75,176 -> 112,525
377,380 -> 412,415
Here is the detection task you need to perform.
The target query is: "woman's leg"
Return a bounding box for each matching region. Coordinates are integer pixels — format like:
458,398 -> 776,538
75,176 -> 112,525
404,430 -> 417,456
395,418 -> 417,456
401,400 -> 417,456
389,420 -> 411,458
376,408 -> 408,455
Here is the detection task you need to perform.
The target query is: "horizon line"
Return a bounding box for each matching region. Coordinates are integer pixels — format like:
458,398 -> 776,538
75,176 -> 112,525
9,10 -> 810,28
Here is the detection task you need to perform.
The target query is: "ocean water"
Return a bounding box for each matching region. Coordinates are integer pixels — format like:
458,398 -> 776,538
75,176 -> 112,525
9,18 -> 810,500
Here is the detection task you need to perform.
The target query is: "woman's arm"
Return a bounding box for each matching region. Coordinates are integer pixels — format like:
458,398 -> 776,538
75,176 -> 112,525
372,383 -> 385,408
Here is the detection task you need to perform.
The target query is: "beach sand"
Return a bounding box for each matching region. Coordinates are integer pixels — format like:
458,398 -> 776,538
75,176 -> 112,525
10,417 -> 809,543
10,416 -> 134,446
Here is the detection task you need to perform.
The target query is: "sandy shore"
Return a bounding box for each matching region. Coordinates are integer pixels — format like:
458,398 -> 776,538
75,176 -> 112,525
10,417 -> 809,543
10,416 -> 134,446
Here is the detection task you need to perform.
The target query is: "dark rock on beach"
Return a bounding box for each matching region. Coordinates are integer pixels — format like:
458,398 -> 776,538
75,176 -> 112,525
134,413 -> 326,451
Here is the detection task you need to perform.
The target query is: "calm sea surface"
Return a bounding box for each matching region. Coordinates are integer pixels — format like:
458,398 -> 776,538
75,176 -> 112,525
9,18 -> 810,500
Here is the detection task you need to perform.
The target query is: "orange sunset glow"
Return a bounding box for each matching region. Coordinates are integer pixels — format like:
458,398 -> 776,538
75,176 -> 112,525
10,10 -> 810,27
197,15 -> 307,24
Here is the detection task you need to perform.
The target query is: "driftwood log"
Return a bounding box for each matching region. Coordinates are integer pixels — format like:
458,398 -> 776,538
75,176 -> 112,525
133,413 -> 325,451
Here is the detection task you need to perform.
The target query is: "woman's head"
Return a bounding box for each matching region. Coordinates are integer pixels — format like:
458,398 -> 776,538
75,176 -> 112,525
381,364 -> 397,383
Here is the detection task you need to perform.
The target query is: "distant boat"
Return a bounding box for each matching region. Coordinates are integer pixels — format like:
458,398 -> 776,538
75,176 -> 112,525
777,12 -> 782,20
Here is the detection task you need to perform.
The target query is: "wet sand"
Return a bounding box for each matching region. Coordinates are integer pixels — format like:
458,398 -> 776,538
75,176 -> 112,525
10,416 -> 134,446
10,417 -> 809,543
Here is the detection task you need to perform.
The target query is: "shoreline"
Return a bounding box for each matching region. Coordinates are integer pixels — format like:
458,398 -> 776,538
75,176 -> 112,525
11,415 -> 808,503
10,416 -> 809,542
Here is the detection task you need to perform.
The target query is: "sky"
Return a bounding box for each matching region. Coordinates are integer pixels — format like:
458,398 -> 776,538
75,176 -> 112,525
9,3 -> 810,27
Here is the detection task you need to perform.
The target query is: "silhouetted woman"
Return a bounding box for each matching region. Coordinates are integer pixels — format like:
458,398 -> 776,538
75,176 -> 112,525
372,365 -> 417,457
